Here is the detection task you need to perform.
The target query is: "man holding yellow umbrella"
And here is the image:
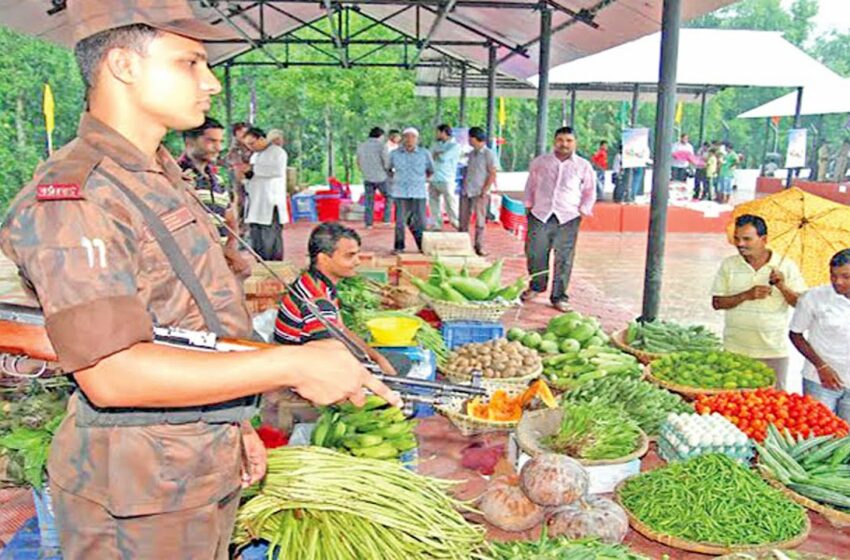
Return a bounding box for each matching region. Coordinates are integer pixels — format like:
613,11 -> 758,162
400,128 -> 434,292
717,187 -> 850,390
712,214 -> 806,389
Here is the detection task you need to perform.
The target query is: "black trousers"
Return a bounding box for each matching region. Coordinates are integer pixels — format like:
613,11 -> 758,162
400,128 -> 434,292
525,214 -> 582,303
394,198 -> 426,251
249,207 -> 284,261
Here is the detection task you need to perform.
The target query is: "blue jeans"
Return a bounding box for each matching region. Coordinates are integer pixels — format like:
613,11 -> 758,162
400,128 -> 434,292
803,379 -> 850,423
629,167 -> 645,200
364,181 -> 391,226
718,176 -> 733,195
595,170 -> 605,201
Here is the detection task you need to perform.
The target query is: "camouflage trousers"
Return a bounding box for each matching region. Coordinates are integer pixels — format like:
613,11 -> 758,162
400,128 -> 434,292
50,482 -> 241,560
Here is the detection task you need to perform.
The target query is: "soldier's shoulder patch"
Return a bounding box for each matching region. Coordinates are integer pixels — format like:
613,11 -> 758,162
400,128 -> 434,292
36,183 -> 84,201
33,139 -> 104,203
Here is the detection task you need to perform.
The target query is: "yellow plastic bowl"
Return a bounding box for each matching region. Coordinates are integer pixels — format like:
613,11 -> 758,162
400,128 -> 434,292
366,317 -> 421,346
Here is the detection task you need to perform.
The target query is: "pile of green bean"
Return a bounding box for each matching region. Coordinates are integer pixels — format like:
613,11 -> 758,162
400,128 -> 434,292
488,535 -> 653,559
235,447 -> 488,559
618,454 -> 807,546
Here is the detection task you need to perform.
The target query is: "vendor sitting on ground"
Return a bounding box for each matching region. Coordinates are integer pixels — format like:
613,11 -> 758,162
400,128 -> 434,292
273,222 -> 396,375
711,214 -> 805,389
789,248 -> 850,421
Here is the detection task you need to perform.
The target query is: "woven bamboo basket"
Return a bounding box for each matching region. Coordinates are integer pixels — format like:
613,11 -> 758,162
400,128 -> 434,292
442,364 -> 543,389
760,469 -> 850,529
435,382 -> 528,437
614,480 -> 811,555
717,552 -> 837,560
515,408 -> 649,466
611,328 -> 666,365
422,295 -> 519,323
645,364 -> 767,400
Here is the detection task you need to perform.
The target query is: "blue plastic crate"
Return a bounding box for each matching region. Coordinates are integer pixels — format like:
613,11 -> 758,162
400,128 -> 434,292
501,194 -> 525,215
441,321 -> 505,350
374,346 -> 437,418
0,518 -> 61,560
238,540 -> 278,560
291,192 -> 318,222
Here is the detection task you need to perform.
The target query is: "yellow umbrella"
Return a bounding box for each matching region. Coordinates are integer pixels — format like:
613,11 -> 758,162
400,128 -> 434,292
727,187 -> 850,287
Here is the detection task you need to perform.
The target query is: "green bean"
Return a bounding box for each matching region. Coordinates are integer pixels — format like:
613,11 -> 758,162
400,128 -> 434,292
619,454 -> 806,546
235,447 -> 489,559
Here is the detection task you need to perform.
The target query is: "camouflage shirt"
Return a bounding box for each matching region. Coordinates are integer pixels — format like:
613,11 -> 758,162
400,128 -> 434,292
177,152 -> 231,239
0,113 -> 253,516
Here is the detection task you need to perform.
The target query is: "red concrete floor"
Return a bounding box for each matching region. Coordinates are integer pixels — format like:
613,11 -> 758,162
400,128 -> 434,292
277,221 -> 730,334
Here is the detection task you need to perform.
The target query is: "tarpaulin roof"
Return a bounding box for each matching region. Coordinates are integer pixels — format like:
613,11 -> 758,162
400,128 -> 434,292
737,77 -> 850,118
534,28 -> 844,89
1,0 -> 737,81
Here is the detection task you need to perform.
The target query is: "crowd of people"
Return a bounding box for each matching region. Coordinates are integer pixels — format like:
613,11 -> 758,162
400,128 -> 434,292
177,117 -> 289,262
355,124 -> 497,256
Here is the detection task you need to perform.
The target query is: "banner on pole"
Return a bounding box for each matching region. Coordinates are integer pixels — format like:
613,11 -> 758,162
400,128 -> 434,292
785,128 -> 807,169
622,128 -> 651,169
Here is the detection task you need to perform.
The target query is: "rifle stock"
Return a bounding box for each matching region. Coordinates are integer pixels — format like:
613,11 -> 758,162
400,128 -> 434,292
0,303 -> 485,399
0,302 -> 57,363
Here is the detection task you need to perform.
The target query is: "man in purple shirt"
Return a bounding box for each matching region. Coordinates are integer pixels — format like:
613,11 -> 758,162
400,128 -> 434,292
522,126 -> 597,311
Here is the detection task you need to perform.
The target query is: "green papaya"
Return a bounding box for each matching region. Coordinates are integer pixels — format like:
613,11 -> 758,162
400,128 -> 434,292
447,276 -> 491,301
506,327 -> 526,342
559,338 -> 581,353
583,335 -> 604,348
539,340 -> 559,354
569,322 -> 597,343
476,259 -> 504,292
522,332 -> 542,349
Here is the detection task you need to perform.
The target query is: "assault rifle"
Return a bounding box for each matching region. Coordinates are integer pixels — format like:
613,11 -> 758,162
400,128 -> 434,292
0,302 -> 485,409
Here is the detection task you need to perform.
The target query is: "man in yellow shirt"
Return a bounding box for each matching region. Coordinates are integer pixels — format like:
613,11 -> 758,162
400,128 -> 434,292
712,214 -> 806,389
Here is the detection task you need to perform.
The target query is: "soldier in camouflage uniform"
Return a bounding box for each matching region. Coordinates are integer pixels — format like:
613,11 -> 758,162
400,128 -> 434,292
0,2 -> 399,558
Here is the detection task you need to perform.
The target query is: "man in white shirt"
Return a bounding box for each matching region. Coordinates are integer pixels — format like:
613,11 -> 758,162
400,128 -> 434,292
790,249 -> 850,421
244,127 -> 288,260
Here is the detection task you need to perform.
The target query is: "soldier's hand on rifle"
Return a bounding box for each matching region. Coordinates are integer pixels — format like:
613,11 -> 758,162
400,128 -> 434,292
293,340 -> 402,408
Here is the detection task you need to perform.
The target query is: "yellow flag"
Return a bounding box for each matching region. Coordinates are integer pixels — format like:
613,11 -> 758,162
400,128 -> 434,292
43,83 -> 55,135
674,101 -> 683,125
498,97 -> 506,127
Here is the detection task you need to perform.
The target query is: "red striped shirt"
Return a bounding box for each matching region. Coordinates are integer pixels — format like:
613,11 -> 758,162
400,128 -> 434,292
273,268 -> 341,345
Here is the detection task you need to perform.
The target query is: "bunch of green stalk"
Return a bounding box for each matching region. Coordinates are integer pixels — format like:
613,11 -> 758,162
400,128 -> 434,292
757,424 -> 850,510
488,533 -> 653,559
235,447 -> 489,559
544,401 -> 641,460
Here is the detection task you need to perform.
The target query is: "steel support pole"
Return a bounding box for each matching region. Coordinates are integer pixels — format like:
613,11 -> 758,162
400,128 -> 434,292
459,64 -> 468,126
641,0 -> 681,322
561,95 -> 568,126
569,89 -> 576,127
224,63 -> 233,143
698,88 -> 707,147
760,117 -> 770,176
630,83 -> 640,126
535,6 -> 552,157
486,44 -> 497,147
786,86 -> 804,188
623,84 -> 640,198
435,82 -> 443,125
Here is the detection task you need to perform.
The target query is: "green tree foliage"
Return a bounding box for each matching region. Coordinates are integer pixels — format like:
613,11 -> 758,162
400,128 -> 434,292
0,0 -> 847,217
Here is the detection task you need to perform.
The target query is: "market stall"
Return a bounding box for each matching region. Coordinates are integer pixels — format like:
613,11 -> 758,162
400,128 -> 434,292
2,255 -> 850,559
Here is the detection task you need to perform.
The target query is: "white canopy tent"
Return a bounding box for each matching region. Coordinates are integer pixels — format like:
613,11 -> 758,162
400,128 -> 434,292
533,28 -> 843,89
737,77 -> 850,118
